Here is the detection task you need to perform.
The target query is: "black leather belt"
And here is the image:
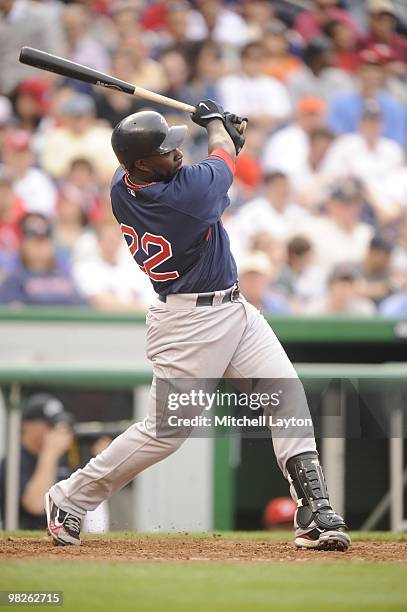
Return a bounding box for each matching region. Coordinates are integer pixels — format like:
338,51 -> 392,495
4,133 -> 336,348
158,283 -> 240,306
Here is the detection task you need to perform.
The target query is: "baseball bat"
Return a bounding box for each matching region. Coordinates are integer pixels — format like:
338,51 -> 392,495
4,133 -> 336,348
19,46 -> 196,114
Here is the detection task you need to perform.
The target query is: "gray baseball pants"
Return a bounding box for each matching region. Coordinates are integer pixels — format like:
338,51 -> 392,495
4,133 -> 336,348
50,291 -> 316,518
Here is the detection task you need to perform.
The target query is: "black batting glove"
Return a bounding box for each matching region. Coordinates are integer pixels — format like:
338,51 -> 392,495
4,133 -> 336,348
223,112 -> 248,155
191,99 -> 225,128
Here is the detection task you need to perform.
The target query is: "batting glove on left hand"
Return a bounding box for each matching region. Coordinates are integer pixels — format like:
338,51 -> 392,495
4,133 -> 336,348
223,112 -> 248,155
191,99 -> 225,128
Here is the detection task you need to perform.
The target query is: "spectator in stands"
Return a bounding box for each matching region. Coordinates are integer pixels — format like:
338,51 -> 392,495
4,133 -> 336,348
94,49 -> 147,128
383,49 -> 407,106
112,1 -> 143,40
141,0 -> 203,44
276,235 -> 325,306
13,78 -> 51,133
59,158 -> 101,222
233,121 -> 265,203
363,0 -> 407,63
355,235 -> 394,306
323,19 -> 360,73
262,96 -> 327,187
294,0 -> 360,45
190,42 -> 226,103
322,101 -> 405,221
156,49 -> 195,115
306,262 -> 376,315
194,0 -> 249,48
217,41 -> 292,128
295,127 -> 335,209
328,46 -> 407,146
250,231 -> 287,276
0,213 -> 85,306
62,3 -> 110,72
0,169 -> 25,265
227,172 -> 308,259
0,96 -> 13,156
287,36 -> 354,103
0,0 -> 62,95
238,251 -> 291,314
73,221 -> 151,312
54,158 -> 101,258
380,161 -> 407,217
302,182 -> 374,275
160,1 -> 206,56
261,20 -> 302,83
0,0 -> 403,321
380,271 -> 407,316
0,393 -> 74,530
391,212 -> 407,280
2,130 -> 57,217
40,93 -> 117,181
242,0 -> 275,43
122,30 -> 167,94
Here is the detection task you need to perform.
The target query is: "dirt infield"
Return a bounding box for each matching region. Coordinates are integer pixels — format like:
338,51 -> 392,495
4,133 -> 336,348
1,536 -> 406,563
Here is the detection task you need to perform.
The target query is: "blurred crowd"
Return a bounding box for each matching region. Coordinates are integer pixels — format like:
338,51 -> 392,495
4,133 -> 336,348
0,0 -> 406,316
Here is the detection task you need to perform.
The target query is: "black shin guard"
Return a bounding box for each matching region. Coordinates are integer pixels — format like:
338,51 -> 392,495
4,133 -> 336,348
286,452 -> 347,531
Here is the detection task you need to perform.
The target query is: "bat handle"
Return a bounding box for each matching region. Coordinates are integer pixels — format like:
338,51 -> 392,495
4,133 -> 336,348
133,86 -> 196,114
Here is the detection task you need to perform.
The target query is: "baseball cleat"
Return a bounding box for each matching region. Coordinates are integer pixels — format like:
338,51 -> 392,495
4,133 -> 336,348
44,493 -> 81,546
295,528 -> 351,551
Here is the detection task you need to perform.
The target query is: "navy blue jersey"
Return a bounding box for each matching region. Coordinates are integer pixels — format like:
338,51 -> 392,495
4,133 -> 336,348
110,149 -> 238,295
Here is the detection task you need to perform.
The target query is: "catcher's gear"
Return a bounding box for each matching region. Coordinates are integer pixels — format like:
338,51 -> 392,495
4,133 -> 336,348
286,451 -> 347,531
223,112 -> 247,155
191,99 -> 225,127
111,111 -> 187,169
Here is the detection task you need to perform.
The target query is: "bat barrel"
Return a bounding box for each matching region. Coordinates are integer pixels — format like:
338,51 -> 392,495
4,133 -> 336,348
19,47 -> 195,114
19,47 -> 135,95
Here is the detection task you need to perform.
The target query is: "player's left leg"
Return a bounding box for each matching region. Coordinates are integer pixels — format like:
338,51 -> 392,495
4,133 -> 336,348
46,294 -> 248,545
224,297 -> 350,551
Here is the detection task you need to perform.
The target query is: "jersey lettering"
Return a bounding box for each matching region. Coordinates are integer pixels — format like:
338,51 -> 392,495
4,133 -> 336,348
120,224 -> 138,256
120,224 -> 179,282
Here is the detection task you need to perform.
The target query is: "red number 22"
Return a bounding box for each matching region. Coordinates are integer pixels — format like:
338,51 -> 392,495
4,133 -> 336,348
120,224 -> 179,282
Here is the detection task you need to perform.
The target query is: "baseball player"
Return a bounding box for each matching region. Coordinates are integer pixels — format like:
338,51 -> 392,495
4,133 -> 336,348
45,100 -> 350,551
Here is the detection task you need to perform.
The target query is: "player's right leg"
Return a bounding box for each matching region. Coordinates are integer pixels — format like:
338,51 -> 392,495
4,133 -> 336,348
224,297 -> 350,551
286,452 -> 350,551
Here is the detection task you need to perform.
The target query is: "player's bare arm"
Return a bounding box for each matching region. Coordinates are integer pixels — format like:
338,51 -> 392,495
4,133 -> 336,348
205,119 -> 237,161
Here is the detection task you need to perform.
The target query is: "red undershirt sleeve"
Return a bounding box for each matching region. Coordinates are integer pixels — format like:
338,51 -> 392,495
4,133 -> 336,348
208,148 -> 235,175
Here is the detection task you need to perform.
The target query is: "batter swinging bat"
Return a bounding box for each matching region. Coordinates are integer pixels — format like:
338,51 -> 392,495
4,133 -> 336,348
19,46 -> 196,114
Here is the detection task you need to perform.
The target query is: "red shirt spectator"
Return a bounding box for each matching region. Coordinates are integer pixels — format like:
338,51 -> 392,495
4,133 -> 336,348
324,20 -> 360,73
0,172 -> 26,256
235,154 -> 263,191
15,78 -> 51,132
294,0 -> 361,45
362,0 -> 407,63
141,0 -> 168,31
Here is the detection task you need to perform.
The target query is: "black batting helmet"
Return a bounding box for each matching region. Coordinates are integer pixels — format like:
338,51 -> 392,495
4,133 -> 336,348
111,111 -> 187,170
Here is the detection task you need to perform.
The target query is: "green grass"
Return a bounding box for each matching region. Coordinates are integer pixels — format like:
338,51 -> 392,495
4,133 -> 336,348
1,560 -> 407,612
0,532 -> 406,612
